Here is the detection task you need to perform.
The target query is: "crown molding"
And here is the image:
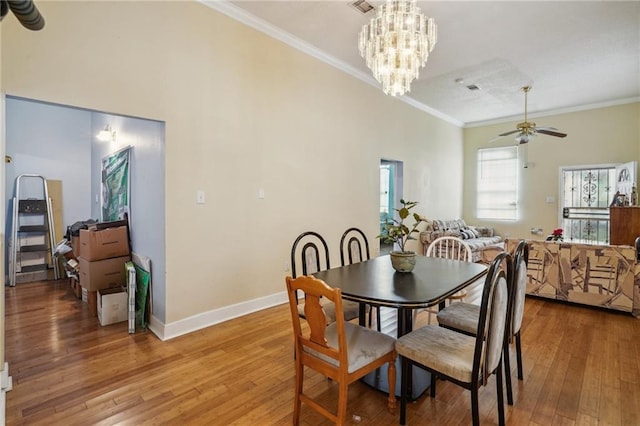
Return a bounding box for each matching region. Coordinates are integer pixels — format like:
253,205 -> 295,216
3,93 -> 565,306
465,96 -> 640,128
199,0 -> 463,127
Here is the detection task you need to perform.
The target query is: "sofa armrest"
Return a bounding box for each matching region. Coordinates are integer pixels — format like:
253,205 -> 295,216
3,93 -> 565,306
469,225 -> 495,238
419,230 -> 444,255
403,219 -> 431,255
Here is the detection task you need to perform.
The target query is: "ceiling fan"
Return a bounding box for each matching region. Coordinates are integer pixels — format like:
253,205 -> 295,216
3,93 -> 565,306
491,86 -> 567,144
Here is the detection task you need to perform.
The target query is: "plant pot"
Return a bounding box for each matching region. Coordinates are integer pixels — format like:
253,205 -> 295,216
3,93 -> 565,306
390,251 -> 416,273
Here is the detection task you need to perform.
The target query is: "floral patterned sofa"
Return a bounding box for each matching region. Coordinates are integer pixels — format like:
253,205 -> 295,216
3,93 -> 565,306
419,218 -> 503,262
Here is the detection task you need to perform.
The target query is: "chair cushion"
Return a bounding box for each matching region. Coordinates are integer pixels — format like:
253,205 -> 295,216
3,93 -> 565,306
436,302 -> 480,335
396,325 -> 476,384
298,299 -> 362,323
305,322 -> 396,373
486,276 -> 508,373
512,259 -> 527,334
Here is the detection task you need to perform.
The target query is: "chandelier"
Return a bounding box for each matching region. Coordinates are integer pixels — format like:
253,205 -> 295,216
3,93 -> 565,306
358,0 -> 437,97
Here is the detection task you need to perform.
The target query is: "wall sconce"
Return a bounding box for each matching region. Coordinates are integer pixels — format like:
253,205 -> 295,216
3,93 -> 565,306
97,125 -> 116,142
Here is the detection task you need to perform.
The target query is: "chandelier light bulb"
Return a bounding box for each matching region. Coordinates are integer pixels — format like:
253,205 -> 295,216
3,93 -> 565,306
358,0 -> 437,97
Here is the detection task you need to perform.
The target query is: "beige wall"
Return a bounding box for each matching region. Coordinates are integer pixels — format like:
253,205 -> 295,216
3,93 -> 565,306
1,1 -> 463,326
463,102 -> 640,240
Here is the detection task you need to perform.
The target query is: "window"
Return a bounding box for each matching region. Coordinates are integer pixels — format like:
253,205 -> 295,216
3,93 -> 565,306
560,166 -> 616,244
477,146 -> 518,220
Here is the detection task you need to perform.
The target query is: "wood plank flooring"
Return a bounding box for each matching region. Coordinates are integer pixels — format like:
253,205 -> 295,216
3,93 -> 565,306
4,278 -> 640,425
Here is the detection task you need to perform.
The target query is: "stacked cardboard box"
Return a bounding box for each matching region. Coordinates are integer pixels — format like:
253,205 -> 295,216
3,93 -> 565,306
78,225 -> 130,317
98,287 -> 128,326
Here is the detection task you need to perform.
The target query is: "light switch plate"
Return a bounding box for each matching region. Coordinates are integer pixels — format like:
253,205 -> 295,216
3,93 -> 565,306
196,190 -> 205,204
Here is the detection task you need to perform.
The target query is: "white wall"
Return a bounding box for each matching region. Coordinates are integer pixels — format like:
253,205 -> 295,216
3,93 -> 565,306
1,1 -> 463,336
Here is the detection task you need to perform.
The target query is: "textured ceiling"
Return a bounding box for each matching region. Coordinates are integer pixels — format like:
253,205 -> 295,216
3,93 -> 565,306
207,1 -> 640,127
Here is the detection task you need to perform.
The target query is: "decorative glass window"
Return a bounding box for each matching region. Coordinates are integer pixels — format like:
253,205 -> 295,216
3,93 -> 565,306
477,146 -> 519,220
561,166 -> 616,244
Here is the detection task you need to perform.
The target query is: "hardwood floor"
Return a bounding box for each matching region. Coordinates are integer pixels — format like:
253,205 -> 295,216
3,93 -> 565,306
4,278 -> 640,425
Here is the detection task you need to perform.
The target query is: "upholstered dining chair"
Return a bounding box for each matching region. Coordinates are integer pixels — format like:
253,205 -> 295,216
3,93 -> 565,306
285,275 -> 397,425
421,236 -> 473,323
339,227 -> 380,330
395,252 -> 513,426
290,231 -> 360,323
437,239 -> 528,405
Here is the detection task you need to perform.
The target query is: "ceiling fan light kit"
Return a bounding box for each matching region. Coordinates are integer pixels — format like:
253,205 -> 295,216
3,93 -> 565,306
516,133 -> 535,144
492,86 -> 568,144
358,0 -> 437,97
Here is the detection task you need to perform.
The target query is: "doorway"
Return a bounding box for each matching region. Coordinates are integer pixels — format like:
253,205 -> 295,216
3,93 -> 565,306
4,95 -> 166,317
380,159 -> 403,254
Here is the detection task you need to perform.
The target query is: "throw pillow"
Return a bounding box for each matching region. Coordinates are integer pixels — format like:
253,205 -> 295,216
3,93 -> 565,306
469,227 -> 481,238
461,229 -> 475,240
445,219 -> 459,231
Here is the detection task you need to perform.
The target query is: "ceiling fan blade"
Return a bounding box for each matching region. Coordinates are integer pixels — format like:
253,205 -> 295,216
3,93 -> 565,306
488,134 -> 508,143
535,127 -> 567,138
498,129 -> 521,137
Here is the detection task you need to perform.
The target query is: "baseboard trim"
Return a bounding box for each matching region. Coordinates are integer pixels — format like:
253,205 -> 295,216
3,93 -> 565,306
147,291 -> 289,341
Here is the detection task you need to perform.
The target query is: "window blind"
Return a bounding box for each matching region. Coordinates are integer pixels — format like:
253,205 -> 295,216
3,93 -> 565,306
477,146 -> 518,220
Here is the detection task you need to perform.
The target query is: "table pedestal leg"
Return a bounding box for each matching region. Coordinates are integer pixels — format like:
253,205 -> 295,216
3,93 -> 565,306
363,307 -> 431,400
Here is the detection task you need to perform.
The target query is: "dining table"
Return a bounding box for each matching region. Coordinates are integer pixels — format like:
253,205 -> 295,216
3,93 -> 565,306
313,254 -> 488,399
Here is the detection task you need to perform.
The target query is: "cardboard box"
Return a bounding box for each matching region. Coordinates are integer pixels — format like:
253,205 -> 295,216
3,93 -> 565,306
70,276 -> 81,299
71,236 -> 80,253
98,287 -> 128,326
79,226 -> 129,261
81,286 -> 98,317
78,256 -> 130,291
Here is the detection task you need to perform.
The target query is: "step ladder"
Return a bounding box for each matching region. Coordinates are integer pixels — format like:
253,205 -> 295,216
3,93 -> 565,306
9,174 -> 60,286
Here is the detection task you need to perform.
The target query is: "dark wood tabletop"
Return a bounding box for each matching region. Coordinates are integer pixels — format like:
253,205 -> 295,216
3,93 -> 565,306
313,254 -> 488,399
313,254 -> 488,309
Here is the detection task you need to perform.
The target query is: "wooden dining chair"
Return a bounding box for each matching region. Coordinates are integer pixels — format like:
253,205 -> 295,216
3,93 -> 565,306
285,275 -> 397,425
421,236 -> 473,323
339,227 -> 380,330
290,231 -> 359,323
396,252 -> 513,425
437,239 -> 527,405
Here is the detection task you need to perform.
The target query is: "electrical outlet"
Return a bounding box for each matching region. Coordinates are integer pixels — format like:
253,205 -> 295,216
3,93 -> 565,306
284,261 -> 290,272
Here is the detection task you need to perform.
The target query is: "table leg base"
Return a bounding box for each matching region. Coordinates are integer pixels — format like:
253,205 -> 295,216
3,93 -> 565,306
362,357 -> 431,401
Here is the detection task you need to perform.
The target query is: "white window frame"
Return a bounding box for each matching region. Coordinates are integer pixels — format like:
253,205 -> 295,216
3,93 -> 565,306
476,146 -> 519,221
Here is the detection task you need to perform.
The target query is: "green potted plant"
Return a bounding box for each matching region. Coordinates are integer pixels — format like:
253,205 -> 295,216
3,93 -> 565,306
378,199 -> 426,272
